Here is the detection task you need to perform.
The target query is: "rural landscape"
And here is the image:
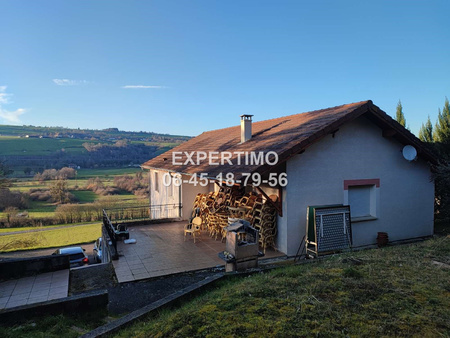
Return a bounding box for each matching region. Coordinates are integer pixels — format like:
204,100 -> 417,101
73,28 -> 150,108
1,1 -> 450,337
0,103 -> 449,337
0,125 -> 189,252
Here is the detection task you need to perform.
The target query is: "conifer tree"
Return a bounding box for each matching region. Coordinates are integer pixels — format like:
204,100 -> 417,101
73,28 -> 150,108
395,100 -> 406,127
434,98 -> 450,143
418,116 -> 433,143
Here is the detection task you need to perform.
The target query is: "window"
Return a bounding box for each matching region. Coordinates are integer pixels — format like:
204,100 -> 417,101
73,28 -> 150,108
154,171 -> 159,192
344,179 -> 379,222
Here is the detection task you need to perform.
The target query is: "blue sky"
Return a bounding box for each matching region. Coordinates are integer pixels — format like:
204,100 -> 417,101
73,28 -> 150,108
1,0 -> 449,136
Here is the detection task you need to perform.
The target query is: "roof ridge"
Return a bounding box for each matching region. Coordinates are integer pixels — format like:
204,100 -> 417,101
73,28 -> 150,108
142,100 -> 438,174
200,100 -> 371,135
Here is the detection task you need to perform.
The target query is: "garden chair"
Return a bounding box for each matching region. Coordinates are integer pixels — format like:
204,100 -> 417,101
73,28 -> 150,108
184,216 -> 202,243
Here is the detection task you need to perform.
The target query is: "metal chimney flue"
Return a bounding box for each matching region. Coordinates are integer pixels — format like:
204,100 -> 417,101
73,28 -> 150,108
240,114 -> 253,143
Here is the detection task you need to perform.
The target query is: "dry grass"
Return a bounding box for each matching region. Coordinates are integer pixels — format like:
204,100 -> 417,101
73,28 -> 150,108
116,236 -> 450,337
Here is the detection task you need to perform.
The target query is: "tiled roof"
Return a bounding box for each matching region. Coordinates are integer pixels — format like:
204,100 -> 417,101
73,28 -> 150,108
142,100 -> 436,178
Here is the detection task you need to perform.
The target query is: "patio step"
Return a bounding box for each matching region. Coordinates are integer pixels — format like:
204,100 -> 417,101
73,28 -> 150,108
81,272 -> 224,338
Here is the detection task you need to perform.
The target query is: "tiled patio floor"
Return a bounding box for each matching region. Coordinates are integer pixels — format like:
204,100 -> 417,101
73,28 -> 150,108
113,221 -> 284,283
0,270 -> 69,310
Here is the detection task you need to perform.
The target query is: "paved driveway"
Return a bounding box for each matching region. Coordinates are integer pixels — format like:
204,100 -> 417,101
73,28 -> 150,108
0,244 -> 94,260
0,270 -> 69,310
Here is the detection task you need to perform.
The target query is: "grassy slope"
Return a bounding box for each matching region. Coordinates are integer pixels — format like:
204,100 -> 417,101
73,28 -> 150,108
0,136 -> 91,156
75,167 -> 141,179
116,237 -> 450,337
0,222 -> 97,234
0,313 -> 107,338
0,223 -> 101,252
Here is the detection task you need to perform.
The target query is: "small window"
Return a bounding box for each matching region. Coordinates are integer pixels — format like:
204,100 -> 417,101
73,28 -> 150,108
348,185 -> 374,218
344,179 -> 379,222
154,172 -> 159,192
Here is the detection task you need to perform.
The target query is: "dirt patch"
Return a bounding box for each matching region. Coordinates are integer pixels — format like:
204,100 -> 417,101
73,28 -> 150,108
69,263 -> 117,295
107,270 -> 219,315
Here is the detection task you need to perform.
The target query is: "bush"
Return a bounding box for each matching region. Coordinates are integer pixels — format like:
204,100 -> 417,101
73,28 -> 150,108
49,179 -> 77,204
58,167 -> 76,179
54,196 -> 123,224
34,167 -> 76,182
28,188 -> 52,201
113,173 -> 149,196
0,189 -> 28,211
84,177 -> 119,196
0,213 -> 57,228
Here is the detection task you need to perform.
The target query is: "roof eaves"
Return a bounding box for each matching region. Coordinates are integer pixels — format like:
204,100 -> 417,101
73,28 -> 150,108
366,103 -> 438,164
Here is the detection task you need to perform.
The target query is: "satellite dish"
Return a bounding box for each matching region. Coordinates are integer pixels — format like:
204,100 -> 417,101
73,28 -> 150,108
402,145 -> 417,161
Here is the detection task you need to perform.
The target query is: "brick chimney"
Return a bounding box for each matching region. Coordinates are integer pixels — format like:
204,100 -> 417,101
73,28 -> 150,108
240,115 -> 253,143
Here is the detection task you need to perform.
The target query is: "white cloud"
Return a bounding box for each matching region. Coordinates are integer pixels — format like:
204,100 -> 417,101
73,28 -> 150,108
0,108 -> 25,124
0,86 -> 26,124
121,85 -> 167,89
53,79 -> 88,86
0,86 -> 12,104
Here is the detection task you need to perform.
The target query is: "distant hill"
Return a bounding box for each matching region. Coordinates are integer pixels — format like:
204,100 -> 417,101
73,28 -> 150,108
0,124 -> 190,175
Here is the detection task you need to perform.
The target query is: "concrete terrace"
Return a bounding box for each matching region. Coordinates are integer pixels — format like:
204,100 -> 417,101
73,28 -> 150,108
113,221 -> 284,283
0,270 -> 69,310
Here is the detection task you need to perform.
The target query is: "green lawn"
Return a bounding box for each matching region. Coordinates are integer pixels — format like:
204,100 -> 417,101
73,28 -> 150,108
0,313 -> 107,338
0,136 -> 91,156
0,222 -> 98,234
8,179 -> 51,193
0,223 -> 101,252
116,236 -> 450,337
70,190 -> 98,203
76,167 -> 141,179
0,200 -> 56,219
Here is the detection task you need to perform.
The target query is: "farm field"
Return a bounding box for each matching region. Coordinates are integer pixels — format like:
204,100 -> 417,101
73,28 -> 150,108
0,135 -> 93,156
0,124 -> 188,176
0,167 -> 147,220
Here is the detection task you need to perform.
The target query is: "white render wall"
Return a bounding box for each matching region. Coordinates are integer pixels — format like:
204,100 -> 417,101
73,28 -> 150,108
149,169 -> 181,219
149,169 -> 213,220
181,175 -> 214,220
277,116 -> 434,256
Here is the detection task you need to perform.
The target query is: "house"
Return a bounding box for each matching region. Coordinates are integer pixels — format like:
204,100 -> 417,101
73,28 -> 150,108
141,100 -> 436,256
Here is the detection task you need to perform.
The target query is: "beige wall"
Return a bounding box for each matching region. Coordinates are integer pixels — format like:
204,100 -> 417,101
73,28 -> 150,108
277,116 -> 434,255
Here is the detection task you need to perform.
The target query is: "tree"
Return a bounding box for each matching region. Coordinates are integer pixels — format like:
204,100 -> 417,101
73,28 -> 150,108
49,179 -> 70,204
0,161 -> 13,189
395,100 -> 406,127
433,161 -> 450,222
419,116 -> 434,143
434,97 -> 450,143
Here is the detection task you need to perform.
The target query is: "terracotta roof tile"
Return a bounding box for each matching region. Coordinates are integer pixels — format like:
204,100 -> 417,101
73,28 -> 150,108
142,100 -> 436,178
